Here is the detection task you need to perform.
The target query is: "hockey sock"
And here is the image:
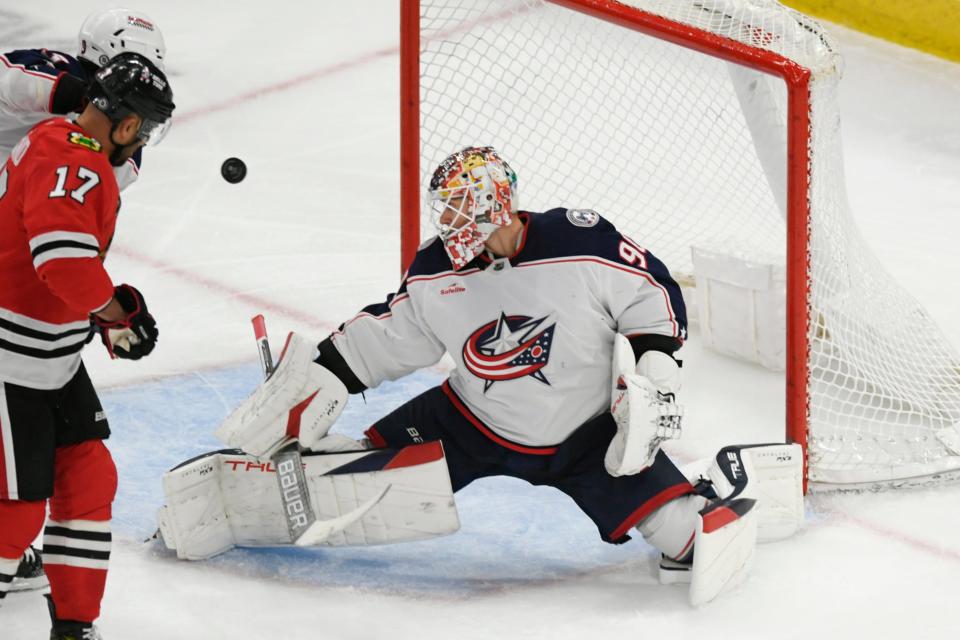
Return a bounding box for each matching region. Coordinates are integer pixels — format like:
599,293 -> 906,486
43,518 -> 111,622
0,498 -> 47,604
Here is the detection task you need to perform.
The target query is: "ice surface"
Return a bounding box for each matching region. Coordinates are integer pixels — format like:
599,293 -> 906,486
4,2 -> 960,638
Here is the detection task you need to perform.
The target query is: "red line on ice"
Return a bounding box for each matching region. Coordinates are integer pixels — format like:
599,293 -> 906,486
823,509 -> 960,563
110,246 -> 333,331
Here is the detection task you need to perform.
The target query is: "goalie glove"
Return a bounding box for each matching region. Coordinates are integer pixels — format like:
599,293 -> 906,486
214,333 -> 349,459
605,334 -> 683,476
94,284 -> 158,360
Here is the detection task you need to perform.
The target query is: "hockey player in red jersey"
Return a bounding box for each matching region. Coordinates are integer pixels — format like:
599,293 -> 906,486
0,6 -> 167,599
161,147 -> 803,606
0,52 -> 174,639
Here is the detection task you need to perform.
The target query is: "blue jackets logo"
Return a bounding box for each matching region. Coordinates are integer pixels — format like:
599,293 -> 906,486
462,312 -> 556,391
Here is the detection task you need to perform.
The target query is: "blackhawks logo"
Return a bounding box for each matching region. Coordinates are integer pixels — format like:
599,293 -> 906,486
68,132 -> 102,152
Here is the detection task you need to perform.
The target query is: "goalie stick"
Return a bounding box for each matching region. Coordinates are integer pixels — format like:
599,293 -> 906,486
252,315 -> 391,546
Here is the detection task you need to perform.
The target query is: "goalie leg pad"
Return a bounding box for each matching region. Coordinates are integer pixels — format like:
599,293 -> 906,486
157,452 -> 238,561
214,333 -> 348,458
707,443 -> 803,542
689,496 -> 758,606
158,442 -> 460,560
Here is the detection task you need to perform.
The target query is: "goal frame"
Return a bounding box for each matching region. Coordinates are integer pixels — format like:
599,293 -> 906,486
399,0 -> 813,485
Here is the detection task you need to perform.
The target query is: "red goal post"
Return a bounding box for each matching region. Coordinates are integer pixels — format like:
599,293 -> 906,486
399,0 -> 960,490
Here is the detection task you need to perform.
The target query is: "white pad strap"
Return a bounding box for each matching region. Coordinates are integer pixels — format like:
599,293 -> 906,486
214,333 -> 348,458
158,443 -> 460,560
606,335 -> 683,476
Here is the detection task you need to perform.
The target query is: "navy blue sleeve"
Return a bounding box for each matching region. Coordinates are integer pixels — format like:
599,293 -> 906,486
3,49 -> 86,79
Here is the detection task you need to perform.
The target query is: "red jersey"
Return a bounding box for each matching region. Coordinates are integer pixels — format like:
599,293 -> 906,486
0,118 -> 118,389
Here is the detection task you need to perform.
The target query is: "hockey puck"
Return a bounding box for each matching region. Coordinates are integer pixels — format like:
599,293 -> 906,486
221,157 -> 247,184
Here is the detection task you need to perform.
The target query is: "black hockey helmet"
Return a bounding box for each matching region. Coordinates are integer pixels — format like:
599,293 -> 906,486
87,51 -> 175,146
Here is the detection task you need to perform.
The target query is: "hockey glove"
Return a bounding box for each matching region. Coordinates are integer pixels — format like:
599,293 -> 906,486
95,284 -> 158,360
606,335 -> 683,476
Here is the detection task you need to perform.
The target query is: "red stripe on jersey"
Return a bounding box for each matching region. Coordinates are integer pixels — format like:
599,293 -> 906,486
406,268 -> 482,285
441,380 -> 559,455
332,294 -> 411,337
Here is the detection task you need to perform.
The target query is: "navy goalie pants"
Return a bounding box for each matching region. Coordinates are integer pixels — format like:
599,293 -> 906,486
364,381 -> 694,543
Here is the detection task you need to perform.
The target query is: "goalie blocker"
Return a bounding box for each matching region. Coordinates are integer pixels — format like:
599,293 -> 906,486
157,441 -> 460,560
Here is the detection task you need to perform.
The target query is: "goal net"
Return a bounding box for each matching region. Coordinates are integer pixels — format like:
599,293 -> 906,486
400,0 -> 960,489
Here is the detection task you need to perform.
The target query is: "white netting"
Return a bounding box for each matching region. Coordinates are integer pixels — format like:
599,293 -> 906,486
413,0 -> 960,487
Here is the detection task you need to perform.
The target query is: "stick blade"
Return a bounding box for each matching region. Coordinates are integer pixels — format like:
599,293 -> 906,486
294,484 -> 392,547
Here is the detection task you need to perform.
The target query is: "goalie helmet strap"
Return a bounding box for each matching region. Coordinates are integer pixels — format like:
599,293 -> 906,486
316,337 -> 367,394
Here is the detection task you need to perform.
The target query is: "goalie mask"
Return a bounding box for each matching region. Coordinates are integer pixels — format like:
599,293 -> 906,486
428,146 -> 518,270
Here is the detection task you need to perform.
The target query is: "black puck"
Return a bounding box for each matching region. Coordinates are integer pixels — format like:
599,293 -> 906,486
221,157 -> 247,184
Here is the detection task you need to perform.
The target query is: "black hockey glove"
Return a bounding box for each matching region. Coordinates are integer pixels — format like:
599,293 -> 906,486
94,284 -> 158,360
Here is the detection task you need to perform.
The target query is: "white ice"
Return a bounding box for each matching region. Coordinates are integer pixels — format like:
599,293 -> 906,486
4,2 -> 960,639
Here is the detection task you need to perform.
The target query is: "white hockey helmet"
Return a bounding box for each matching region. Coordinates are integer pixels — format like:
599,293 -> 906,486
78,8 -> 166,70
428,146 -> 518,270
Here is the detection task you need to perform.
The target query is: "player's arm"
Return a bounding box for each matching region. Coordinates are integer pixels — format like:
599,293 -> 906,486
21,151 -> 115,313
326,279 -> 446,390
0,51 -> 86,115
601,232 -> 688,476
215,280 -> 446,457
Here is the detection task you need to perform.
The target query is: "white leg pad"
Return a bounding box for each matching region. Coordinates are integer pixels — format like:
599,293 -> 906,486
157,454 -> 237,561
707,443 -> 803,542
689,497 -> 758,606
214,333 -> 349,458
158,442 -> 460,560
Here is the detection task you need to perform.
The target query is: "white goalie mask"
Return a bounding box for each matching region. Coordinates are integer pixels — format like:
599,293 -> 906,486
428,146 -> 518,270
78,8 -> 167,70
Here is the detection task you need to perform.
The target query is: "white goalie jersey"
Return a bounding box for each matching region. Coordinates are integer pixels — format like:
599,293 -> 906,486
331,209 -> 687,448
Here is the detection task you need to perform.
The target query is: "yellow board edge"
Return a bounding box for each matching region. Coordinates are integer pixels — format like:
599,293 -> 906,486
782,0 -> 960,63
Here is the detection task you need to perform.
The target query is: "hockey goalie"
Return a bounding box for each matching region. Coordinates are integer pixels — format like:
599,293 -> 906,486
157,147 -> 803,605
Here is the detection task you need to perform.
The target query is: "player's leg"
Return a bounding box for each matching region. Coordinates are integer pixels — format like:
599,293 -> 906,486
45,364 -> 116,630
45,440 -> 116,626
549,412 -> 759,605
364,384 -> 500,491
158,384 -> 481,560
0,379 -> 59,604
0,499 -> 47,604
546,413 -> 698,545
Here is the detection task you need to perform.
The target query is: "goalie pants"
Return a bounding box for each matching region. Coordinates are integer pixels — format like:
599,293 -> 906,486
0,365 -> 116,623
365,381 -> 694,544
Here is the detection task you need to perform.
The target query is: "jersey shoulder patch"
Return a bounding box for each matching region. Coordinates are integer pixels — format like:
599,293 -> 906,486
566,208 -> 600,228
67,131 -> 102,153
